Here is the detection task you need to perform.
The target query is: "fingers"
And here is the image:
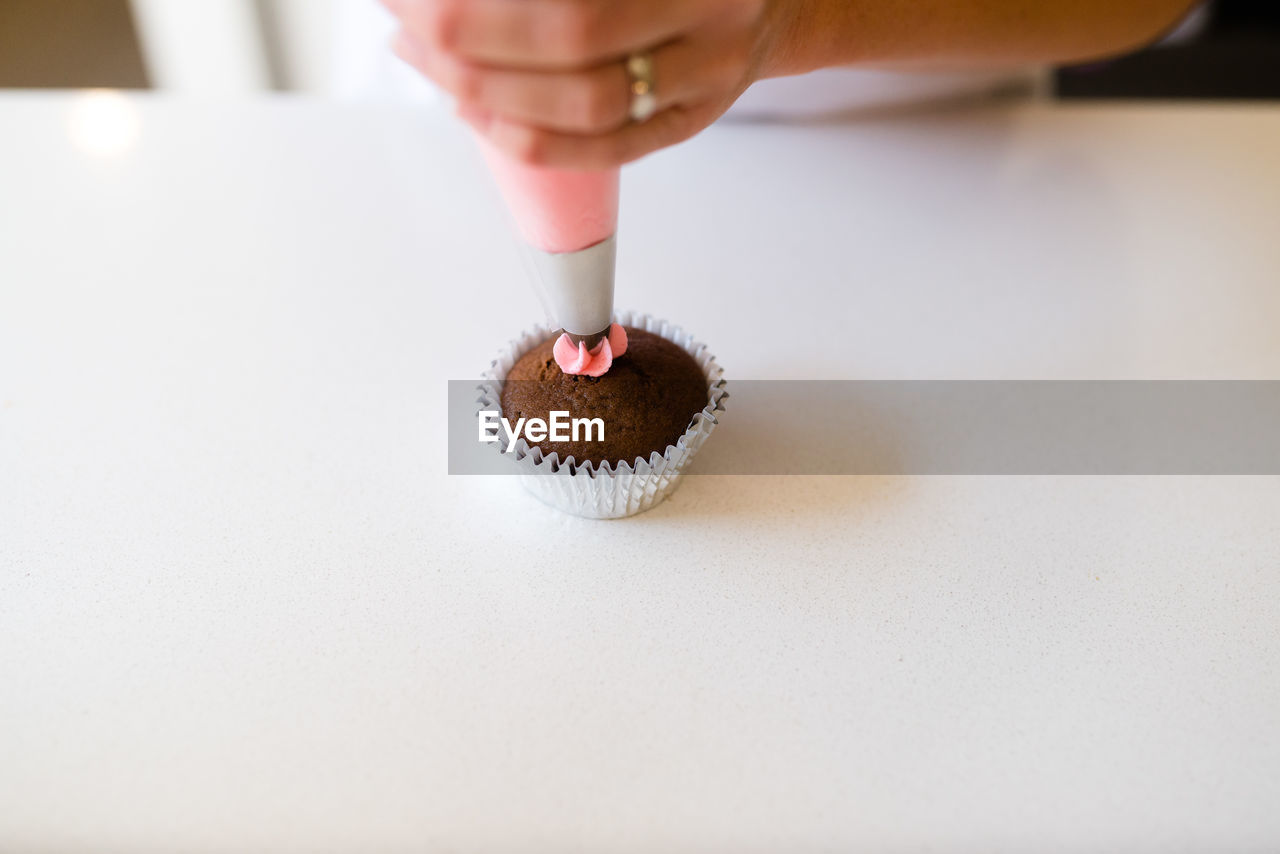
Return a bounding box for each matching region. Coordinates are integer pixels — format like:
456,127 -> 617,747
383,0 -> 766,167
394,32 -> 735,134
391,0 -> 759,70
395,32 -> 628,133
456,99 -> 732,169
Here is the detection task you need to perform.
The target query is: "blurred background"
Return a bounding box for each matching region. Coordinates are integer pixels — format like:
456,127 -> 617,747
0,0 -> 1276,101
0,0 -> 432,98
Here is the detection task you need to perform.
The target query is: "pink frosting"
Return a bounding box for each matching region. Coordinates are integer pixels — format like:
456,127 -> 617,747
553,324 -> 629,377
476,137 -> 619,253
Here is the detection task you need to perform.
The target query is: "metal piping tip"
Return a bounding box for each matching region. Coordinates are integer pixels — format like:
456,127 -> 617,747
526,234 -> 616,340
564,328 -> 611,352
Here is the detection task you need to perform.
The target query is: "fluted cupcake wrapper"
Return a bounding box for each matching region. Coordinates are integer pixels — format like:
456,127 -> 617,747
477,311 -> 728,519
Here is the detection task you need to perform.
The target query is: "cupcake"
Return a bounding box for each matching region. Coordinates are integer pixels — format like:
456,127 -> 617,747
478,312 -> 727,518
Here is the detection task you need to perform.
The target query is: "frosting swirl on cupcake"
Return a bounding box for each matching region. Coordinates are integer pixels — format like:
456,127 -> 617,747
553,323 -> 628,377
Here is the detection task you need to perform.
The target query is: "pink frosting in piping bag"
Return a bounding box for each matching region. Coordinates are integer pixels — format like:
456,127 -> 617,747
476,138 -> 626,376
477,138 -> 619,253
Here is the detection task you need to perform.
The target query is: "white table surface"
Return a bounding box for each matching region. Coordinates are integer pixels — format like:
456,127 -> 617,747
2,93 -> 1279,853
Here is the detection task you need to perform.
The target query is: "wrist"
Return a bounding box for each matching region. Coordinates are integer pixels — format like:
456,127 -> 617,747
753,0 -> 869,80
753,0 -> 811,79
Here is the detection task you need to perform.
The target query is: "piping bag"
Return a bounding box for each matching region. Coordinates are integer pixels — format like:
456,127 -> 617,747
477,138 -> 627,377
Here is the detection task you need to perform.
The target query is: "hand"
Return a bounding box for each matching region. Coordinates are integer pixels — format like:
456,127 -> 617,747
382,0 -> 778,168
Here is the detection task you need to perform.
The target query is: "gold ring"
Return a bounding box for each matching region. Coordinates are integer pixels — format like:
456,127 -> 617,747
626,52 -> 657,123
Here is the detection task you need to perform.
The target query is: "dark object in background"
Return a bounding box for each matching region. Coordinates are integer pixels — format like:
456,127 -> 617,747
0,0 -> 147,89
1057,1 -> 1280,99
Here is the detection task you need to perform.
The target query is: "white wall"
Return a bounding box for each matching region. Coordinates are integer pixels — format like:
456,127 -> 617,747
130,0 -> 435,100
128,0 -> 270,93
261,0 -> 336,93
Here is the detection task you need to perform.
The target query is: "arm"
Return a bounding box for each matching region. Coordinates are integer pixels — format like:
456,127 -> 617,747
766,0 -> 1202,76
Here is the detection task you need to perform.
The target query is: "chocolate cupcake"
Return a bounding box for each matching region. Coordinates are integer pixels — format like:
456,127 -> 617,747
499,326 -> 709,468
479,312 -> 727,519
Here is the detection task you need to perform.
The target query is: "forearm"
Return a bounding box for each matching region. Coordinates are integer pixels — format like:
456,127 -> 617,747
761,0 -> 1200,76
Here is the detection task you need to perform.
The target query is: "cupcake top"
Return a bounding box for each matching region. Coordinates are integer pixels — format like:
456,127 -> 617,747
500,326 -> 709,467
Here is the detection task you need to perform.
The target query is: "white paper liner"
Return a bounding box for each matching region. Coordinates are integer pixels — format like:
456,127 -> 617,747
477,311 -> 728,519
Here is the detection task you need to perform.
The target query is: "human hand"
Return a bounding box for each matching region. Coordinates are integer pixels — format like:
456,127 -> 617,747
382,0 -> 779,168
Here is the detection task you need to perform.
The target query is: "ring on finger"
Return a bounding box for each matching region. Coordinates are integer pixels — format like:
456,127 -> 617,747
626,51 -> 658,123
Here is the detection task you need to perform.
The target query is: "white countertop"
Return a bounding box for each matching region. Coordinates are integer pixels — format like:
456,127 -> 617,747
1,93 -> 1278,852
